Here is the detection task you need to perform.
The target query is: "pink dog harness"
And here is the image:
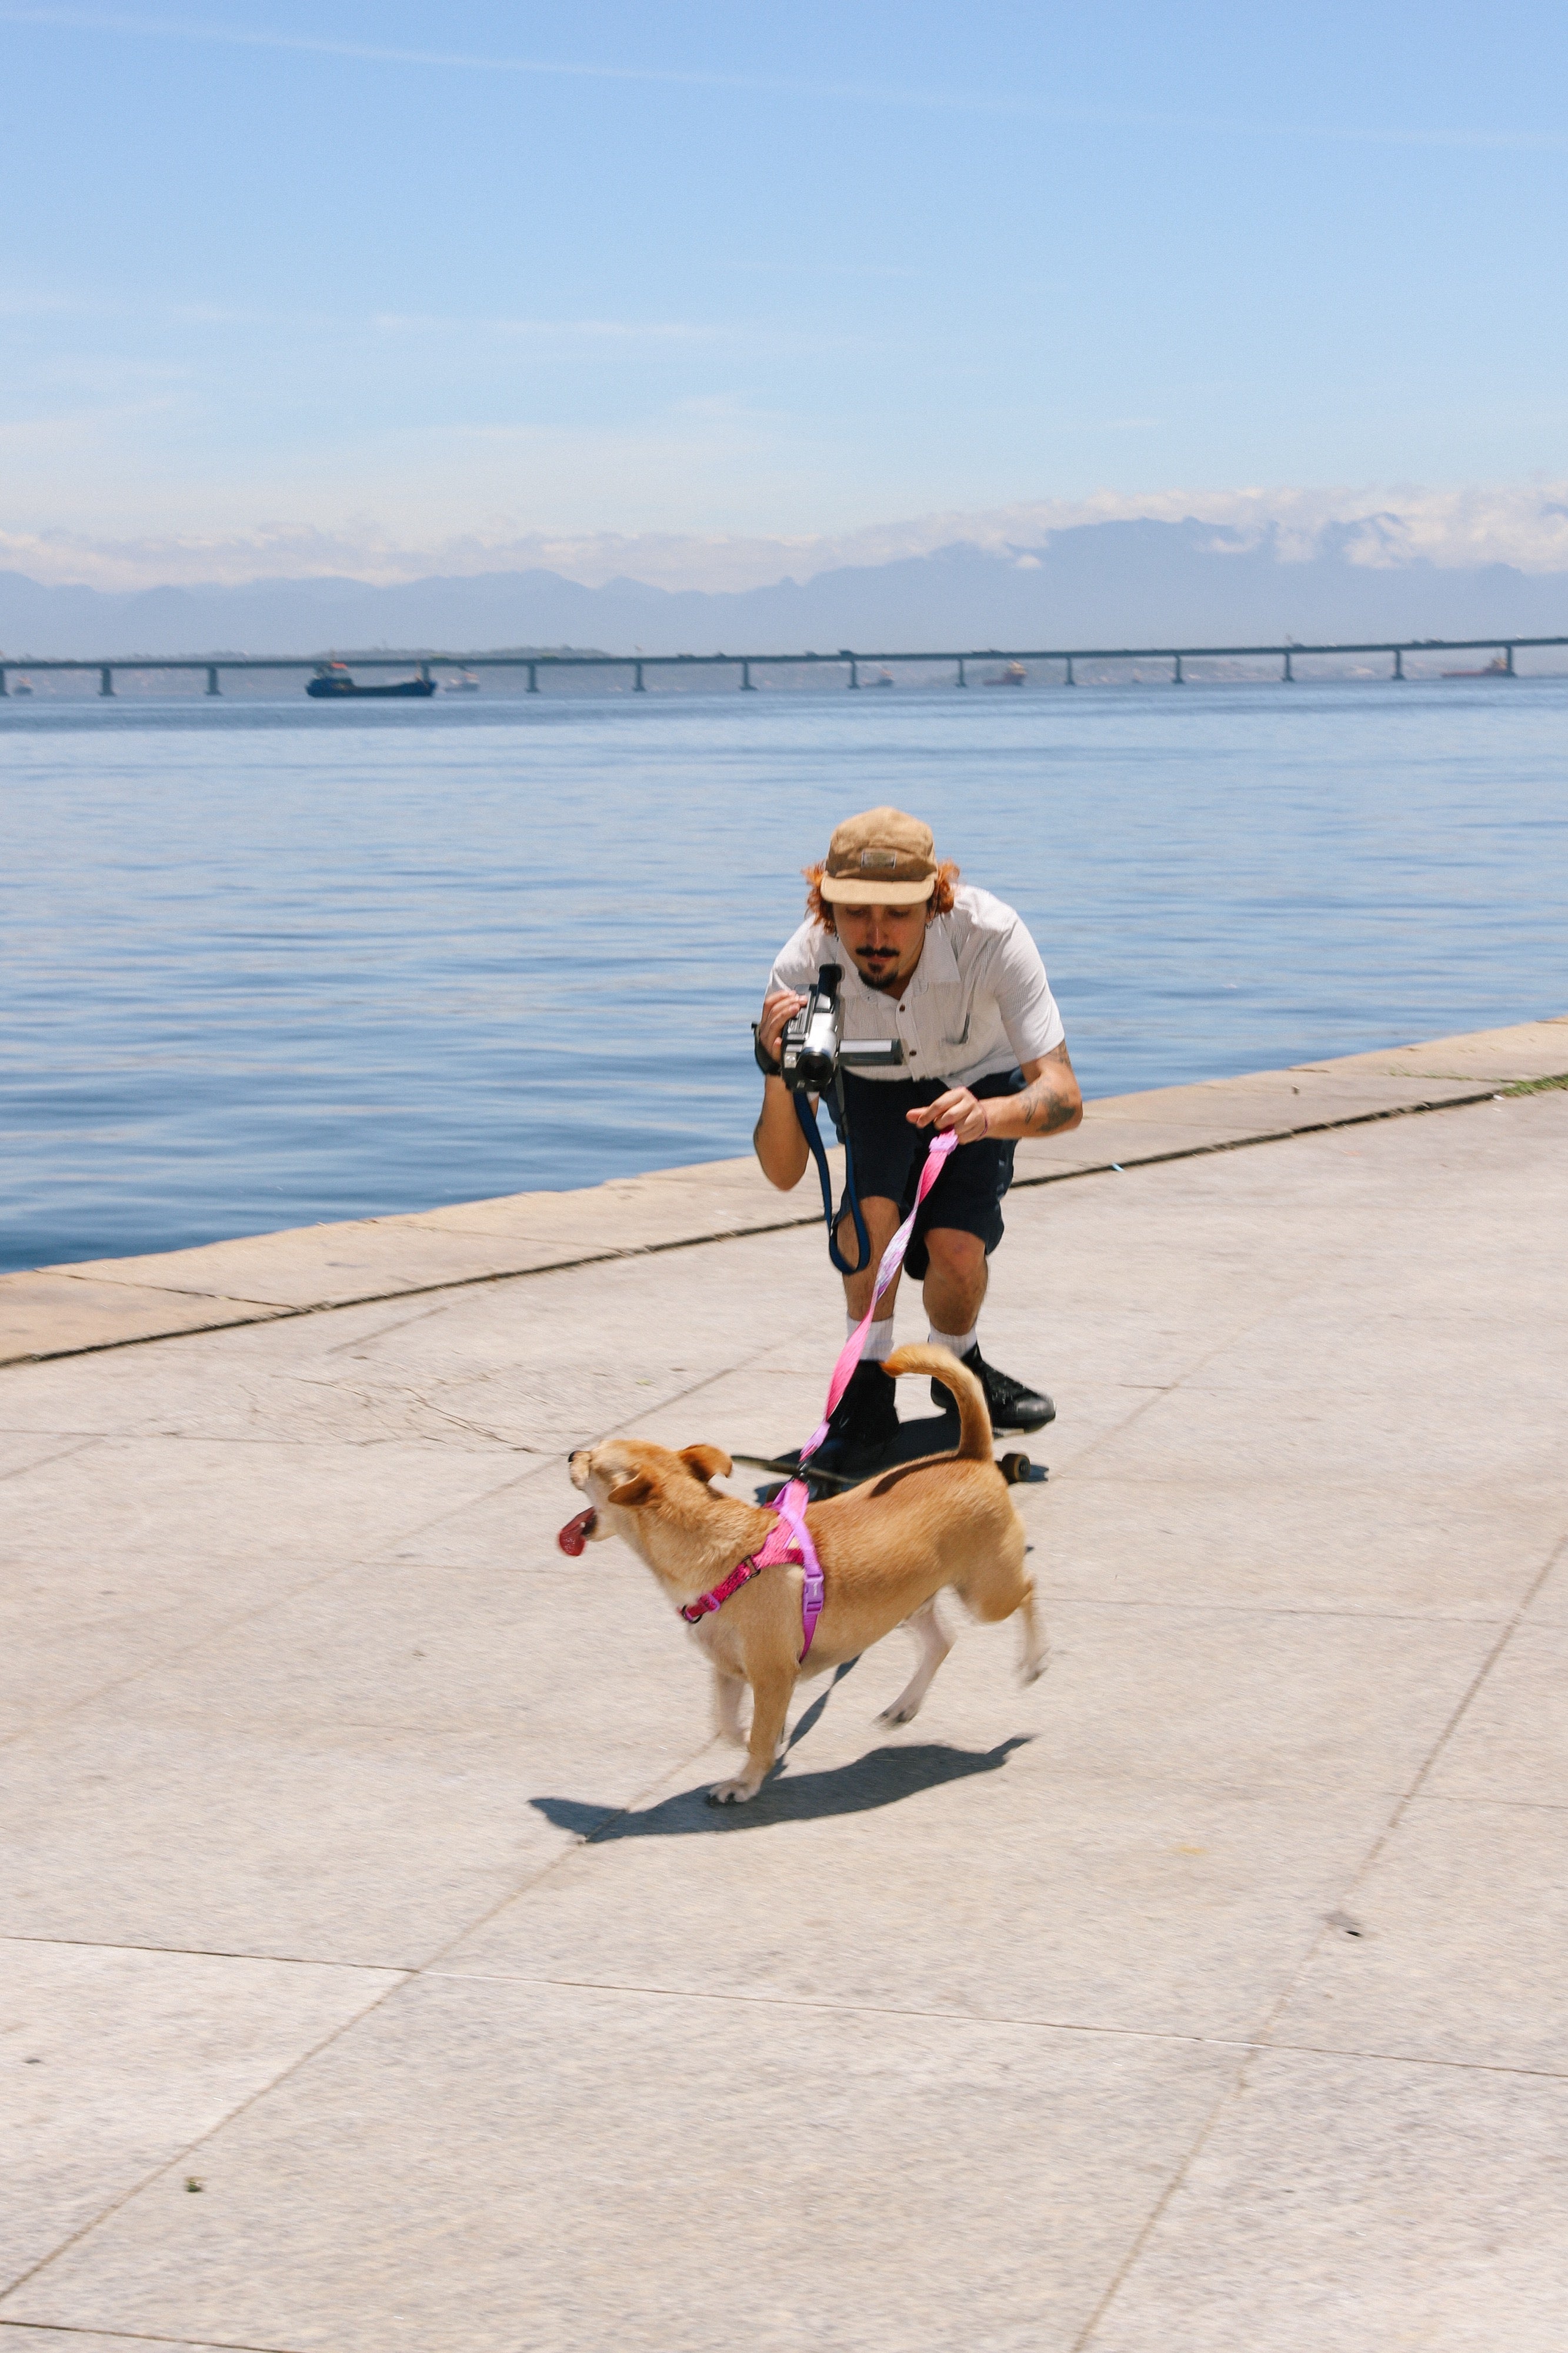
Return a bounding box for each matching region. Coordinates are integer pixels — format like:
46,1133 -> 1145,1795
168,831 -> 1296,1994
674,1128 -> 956,1665
680,1488 -> 824,1661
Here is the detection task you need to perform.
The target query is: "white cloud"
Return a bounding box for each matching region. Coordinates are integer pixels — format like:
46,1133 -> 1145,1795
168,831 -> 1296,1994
7,481 -> 1568,594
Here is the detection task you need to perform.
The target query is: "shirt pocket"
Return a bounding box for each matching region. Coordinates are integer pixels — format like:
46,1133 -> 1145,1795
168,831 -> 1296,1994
935,991 -> 973,1048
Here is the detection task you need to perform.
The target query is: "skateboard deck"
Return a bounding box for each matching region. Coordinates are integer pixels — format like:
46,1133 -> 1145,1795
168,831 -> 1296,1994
733,1413 -> 1047,1502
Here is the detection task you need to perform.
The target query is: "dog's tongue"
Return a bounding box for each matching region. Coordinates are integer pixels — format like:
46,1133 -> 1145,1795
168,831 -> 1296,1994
557,1507 -> 597,1557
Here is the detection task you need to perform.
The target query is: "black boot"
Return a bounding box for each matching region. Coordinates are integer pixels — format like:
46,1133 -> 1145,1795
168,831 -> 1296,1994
813,1359 -> 900,1475
932,1344 -> 1055,1432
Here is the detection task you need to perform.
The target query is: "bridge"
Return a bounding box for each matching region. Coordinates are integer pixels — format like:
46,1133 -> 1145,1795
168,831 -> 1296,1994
1,634 -> 1564,696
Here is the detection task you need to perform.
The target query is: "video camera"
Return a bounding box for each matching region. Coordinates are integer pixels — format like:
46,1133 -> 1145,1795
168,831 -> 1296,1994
778,964 -> 904,1094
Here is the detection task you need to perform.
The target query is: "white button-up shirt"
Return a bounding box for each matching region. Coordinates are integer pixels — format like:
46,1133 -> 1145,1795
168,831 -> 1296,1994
769,884 -> 1065,1088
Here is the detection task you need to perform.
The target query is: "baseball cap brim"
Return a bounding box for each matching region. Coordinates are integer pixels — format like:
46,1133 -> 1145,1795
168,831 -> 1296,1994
819,874 -> 935,906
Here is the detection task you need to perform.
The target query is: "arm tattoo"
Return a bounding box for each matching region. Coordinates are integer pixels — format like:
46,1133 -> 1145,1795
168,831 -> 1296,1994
1013,1049 -> 1080,1135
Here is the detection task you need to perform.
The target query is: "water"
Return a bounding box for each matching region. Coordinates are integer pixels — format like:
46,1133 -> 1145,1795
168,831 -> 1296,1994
3,682 -> 1565,1273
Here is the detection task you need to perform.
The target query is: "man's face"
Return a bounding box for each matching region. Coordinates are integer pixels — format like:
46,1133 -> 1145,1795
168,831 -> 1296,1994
830,899 -> 931,994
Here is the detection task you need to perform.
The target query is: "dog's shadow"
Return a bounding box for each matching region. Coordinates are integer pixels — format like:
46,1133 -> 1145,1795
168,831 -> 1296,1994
531,1667 -> 1033,1840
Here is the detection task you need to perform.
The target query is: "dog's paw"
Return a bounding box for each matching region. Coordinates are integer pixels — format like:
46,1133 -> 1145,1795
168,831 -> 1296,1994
706,1776 -> 761,1805
1019,1651 -> 1051,1687
878,1699 -> 921,1725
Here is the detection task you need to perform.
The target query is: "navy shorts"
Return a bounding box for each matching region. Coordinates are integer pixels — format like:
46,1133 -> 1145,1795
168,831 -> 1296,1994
829,1068 -> 1026,1280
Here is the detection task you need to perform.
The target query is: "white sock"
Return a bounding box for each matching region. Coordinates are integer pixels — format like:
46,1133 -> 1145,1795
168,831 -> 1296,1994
853,1315 -> 898,1362
928,1323 -> 978,1359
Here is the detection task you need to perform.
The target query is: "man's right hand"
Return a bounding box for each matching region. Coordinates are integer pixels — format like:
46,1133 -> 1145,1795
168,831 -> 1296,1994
752,989 -> 810,1190
757,988 -> 805,1066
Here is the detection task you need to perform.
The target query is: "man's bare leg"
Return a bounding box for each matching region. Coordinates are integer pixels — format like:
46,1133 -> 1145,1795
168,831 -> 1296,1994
836,1194 -> 902,1322
922,1226 -> 988,1339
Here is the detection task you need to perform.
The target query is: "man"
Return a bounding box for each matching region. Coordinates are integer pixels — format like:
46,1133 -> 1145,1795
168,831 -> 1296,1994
753,806 -> 1083,1471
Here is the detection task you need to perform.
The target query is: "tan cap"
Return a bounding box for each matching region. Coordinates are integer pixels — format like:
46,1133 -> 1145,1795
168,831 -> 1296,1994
819,806 -> 938,905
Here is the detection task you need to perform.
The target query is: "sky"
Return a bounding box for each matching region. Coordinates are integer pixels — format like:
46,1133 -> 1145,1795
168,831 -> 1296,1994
3,0 -> 1567,587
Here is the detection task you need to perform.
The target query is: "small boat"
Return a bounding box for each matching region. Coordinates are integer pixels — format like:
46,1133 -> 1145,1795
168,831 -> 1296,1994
868,666 -> 895,687
11,675 -> 33,696
306,662 -> 436,699
1440,653 -> 1510,679
984,661 -> 1027,686
443,668 -> 481,693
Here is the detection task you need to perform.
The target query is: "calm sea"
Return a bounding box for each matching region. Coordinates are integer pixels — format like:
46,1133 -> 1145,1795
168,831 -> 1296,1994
3,681 -> 1565,1273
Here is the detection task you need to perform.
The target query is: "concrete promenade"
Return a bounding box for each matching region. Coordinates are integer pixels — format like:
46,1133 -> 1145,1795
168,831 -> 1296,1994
2,1019 -> 1566,2351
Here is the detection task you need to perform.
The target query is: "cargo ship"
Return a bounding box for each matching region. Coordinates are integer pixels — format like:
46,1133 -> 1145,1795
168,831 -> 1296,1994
306,662 -> 436,699
1440,653 -> 1510,679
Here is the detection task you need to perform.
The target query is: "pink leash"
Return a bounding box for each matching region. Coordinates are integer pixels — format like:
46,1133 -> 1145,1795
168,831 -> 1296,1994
684,1128 -> 957,1661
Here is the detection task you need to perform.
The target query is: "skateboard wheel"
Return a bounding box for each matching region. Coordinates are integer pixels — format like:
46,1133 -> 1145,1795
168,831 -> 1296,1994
1000,1452 -> 1030,1484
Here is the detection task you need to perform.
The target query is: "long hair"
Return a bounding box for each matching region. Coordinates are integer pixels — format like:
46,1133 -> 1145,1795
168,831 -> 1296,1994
802,859 -> 959,934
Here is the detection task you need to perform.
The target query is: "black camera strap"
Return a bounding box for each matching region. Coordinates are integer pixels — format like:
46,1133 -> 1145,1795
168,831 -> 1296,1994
793,1074 -> 870,1275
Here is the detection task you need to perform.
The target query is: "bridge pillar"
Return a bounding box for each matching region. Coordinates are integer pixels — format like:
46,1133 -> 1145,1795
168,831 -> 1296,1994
956,658 -> 967,688
1173,653 -> 1184,685
1283,651 -> 1294,682
419,663 -> 431,684
1505,644 -> 1516,675
1393,647 -> 1405,681
528,662 -> 538,692
634,661 -> 645,692
0,668 -> 7,696
99,666 -> 114,696
1065,655 -> 1075,686
206,666 -> 221,696
741,659 -> 756,690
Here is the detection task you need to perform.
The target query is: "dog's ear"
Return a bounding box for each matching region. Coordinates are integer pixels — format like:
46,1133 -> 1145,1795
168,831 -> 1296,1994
606,1470 -> 655,1509
679,1445 -> 732,1485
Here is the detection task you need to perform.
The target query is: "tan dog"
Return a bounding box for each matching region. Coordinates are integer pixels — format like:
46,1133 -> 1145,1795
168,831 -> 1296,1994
565,1345 -> 1047,1803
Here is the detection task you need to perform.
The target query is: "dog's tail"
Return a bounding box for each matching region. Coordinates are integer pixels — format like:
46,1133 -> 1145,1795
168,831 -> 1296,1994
882,1344 -> 993,1462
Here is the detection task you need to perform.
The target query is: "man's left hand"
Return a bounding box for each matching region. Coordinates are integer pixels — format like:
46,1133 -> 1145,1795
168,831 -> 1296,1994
907,1087 -> 990,1144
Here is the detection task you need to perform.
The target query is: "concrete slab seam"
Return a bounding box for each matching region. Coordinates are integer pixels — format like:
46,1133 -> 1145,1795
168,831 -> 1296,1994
1070,1525 -> 1568,2349
1070,2054 -> 1255,2350
0,1081 -> 1518,1375
0,2323 -> 301,2351
1052,1596 -> 1518,1625
0,1438 -> 100,1484
1007,1084 -> 1501,1193
1420,1791 -> 1568,1813
0,1310 -> 826,1756
1279,1525 -> 1568,1932
0,1482 -> 541,1754
345,1308 -> 833,1553
0,1305 -> 281,1372
0,1978 -> 410,2321
0,1933 -> 407,1975
412,1969 -> 1568,2079
402,1731 -> 736,1980
1045,1253 -> 1345,1487
0,1220 -> 821,1368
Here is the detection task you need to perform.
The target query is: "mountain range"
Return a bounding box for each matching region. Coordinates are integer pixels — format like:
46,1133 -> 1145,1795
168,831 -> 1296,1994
2,519 -> 1566,660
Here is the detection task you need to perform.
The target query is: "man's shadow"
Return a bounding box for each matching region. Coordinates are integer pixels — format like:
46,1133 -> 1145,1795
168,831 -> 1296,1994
531,1661 -> 1033,1841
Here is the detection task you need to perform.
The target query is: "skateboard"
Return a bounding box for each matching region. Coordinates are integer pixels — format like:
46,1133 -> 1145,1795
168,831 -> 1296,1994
733,1413 -> 1047,1503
